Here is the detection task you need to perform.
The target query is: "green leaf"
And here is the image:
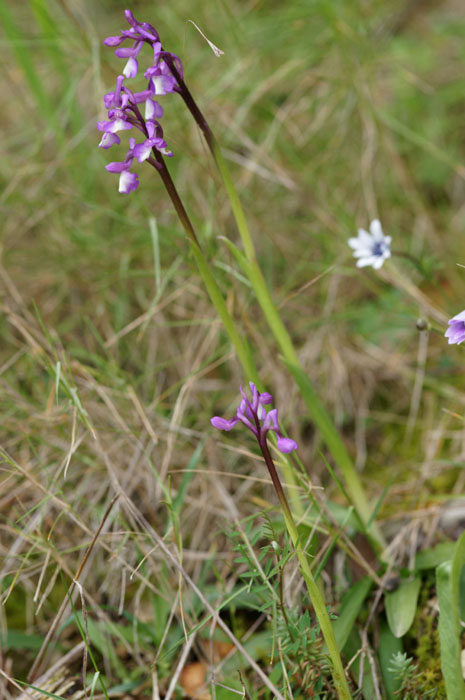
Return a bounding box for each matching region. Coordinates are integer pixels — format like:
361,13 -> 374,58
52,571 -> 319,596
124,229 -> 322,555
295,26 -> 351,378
385,577 -> 421,638
335,577 -> 373,651
436,530 -> 465,700
378,621 -> 403,699
4,629 -> 44,650
415,541 -> 455,570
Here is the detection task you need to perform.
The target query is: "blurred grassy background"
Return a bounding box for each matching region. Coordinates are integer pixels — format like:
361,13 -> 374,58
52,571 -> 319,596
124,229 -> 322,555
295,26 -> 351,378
1,0 -> 465,694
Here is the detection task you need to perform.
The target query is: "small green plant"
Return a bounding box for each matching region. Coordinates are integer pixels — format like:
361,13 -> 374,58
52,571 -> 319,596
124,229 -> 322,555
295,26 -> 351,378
388,651 -> 443,699
228,514 -> 341,697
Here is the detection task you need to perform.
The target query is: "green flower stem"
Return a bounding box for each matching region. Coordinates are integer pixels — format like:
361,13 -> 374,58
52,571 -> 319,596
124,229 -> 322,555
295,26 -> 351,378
260,439 -> 352,700
172,76 -> 383,549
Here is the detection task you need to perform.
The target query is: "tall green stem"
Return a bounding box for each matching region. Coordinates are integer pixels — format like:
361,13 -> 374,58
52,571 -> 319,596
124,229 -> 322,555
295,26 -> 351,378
260,439 -> 352,700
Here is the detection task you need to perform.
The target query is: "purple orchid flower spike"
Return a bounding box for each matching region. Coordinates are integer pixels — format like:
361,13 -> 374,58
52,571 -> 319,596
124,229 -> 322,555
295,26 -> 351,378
98,9 -> 183,192
212,383 -> 298,546
211,382 -> 298,454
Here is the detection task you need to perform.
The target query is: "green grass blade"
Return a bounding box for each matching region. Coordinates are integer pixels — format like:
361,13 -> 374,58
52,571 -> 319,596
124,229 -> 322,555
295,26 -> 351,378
333,577 -> 373,650
10,682 -> 68,700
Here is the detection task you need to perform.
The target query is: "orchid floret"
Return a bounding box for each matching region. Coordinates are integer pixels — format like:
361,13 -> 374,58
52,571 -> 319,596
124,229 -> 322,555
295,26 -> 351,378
211,383 -> 298,454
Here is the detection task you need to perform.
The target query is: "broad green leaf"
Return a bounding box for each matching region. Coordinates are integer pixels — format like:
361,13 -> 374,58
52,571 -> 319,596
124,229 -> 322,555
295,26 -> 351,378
385,577 -> 421,638
436,530 -> 465,700
378,620 -> 403,699
415,541 -> 455,570
4,629 -> 44,650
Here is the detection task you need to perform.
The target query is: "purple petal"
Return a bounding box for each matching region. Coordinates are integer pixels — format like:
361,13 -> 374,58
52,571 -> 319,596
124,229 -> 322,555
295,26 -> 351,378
249,383 -> 259,411
276,436 -> 298,454
130,89 -> 153,104
124,10 -> 158,40
262,408 -> 279,431
124,9 -> 139,28
133,141 -> 153,163
146,120 -> 156,138
98,132 -> 120,149
259,392 -> 273,405
245,405 -> 254,420
160,52 -> 183,79
210,416 -> 239,431
97,118 -> 132,134
119,170 -> 139,194
236,411 -> 257,436
141,22 -> 159,41
145,98 -> 164,121
106,160 -> 130,173
445,320 -> 465,345
153,137 -> 169,151
104,35 -> 124,47
152,41 -> 162,59
450,310 -> 465,323
115,46 -> 139,58
149,74 -> 176,95
96,120 -> 111,132
121,28 -> 137,37
257,404 -> 266,420
104,92 -> 116,109
123,56 -> 138,78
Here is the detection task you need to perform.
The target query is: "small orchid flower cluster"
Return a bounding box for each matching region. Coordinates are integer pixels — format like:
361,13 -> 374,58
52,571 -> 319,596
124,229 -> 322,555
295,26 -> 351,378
98,10 -> 182,193
211,382 -> 298,454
